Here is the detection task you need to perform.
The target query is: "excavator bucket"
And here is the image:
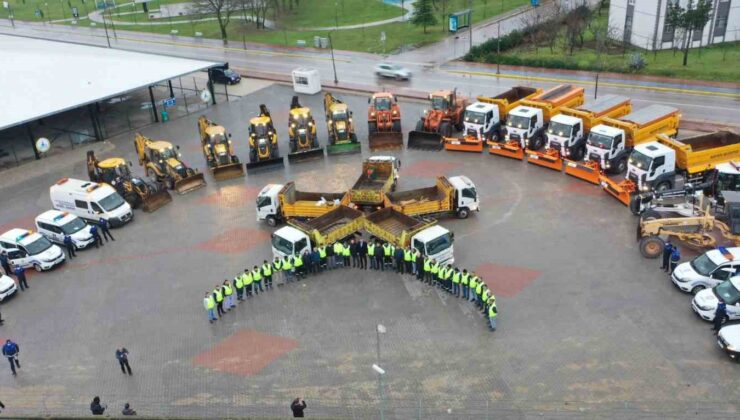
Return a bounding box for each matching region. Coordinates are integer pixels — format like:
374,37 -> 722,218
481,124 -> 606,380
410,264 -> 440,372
246,157 -> 285,171
444,136 -> 483,153
369,132 -> 404,151
526,149 -> 563,171
600,175 -> 635,206
141,189 -> 172,213
327,143 -> 361,155
211,163 -> 246,181
488,140 -> 524,160
407,131 -> 443,150
564,160 -> 601,185
173,172 -> 207,194
287,147 -> 326,163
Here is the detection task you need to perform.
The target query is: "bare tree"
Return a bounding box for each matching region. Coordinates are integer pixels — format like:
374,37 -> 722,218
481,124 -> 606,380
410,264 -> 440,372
564,5 -> 592,55
191,0 -> 239,44
519,8 -> 544,54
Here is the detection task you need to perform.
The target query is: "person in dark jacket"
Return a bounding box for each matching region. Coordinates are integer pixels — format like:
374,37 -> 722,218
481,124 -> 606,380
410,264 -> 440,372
1,252 -> 12,276
394,247 -> 405,274
357,239 -> 368,269
63,235 -> 76,259
98,218 -> 115,242
661,241 -> 673,271
669,247 -> 681,274
374,241 -> 384,272
122,402 -> 137,416
116,347 -> 132,375
2,339 -> 20,376
349,238 -> 359,268
291,398 -> 307,418
90,224 -> 103,248
90,396 -> 106,415
713,301 -> 727,333
14,265 -> 28,291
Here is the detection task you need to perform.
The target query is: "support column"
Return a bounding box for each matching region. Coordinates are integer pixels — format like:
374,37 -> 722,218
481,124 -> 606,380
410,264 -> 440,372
26,124 -> 40,160
149,86 -> 159,123
207,70 -> 216,105
168,80 -> 174,98
88,104 -> 103,141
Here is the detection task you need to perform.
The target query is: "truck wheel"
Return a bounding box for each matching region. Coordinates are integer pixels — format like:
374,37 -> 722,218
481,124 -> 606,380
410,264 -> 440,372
655,181 -> 672,192
641,210 -> 662,221
456,207 -> 470,219
691,285 -> 705,296
572,146 -> 585,161
266,216 -> 277,227
125,192 -> 140,209
368,122 -> 377,134
639,236 -> 664,259
439,122 -> 453,137
615,158 -> 627,174
392,120 -> 401,132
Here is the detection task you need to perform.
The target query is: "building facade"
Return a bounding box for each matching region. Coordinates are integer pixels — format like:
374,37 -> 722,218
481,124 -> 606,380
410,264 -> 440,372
608,0 -> 737,50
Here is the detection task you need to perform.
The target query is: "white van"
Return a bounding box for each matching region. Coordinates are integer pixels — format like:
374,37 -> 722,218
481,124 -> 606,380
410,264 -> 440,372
0,228 -> 65,272
49,178 -> 133,227
671,247 -> 740,295
35,210 -> 95,250
691,276 -> 740,322
0,274 -> 18,301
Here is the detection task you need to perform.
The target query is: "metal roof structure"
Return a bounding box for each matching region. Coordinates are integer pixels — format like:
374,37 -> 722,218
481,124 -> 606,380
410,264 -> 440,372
0,35 -> 220,131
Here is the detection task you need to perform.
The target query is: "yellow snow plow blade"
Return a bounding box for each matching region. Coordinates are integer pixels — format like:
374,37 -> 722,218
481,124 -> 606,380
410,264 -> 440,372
211,162 -> 245,181
174,172 -> 207,194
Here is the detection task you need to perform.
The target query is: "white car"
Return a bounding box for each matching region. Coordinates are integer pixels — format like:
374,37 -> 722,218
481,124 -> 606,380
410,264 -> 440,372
671,247 -> 740,295
374,63 -> 411,80
0,229 -> 66,272
717,324 -> 740,362
692,277 -> 740,322
35,210 -> 95,250
0,275 -> 18,301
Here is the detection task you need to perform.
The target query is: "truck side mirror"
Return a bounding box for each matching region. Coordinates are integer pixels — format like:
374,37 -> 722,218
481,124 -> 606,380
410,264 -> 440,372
176,145 -> 181,150
367,98 -> 371,104
128,161 -> 133,167
228,133 -> 232,138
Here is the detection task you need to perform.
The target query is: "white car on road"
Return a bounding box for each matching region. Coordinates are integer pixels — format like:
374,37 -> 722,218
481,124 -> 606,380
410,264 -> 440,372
374,63 -> 411,80
671,247 -> 740,295
692,277 -> 740,322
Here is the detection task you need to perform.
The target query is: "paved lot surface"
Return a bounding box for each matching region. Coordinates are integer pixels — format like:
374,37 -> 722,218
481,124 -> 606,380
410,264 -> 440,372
0,84 -> 738,419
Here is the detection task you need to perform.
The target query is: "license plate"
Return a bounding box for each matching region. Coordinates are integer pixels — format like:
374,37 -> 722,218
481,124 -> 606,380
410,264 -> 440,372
491,145 -> 501,150
451,141 -> 460,145
530,155 -> 539,160
567,162 -> 577,168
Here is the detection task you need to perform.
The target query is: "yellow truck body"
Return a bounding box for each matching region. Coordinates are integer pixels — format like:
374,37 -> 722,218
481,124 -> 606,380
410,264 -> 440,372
477,86 -> 542,118
349,160 -> 396,205
519,84 -> 585,121
279,182 -> 349,219
364,208 -> 436,248
289,205 -> 365,247
559,95 -> 632,133
656,131 -> 740,176
384,177 -> 454,217
601,105 -> 681,147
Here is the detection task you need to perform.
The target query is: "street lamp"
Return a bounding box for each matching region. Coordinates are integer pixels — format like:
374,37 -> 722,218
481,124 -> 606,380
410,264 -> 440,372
372,364 -> 386,420
497,0 -> 503,74
334,1 -> 339,29
376,323 -> 386,364
328,31 -> 339,84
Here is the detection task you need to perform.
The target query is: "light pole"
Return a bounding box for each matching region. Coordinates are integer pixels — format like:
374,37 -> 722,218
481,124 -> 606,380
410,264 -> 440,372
376,324 -> 386,364
372,364 -> 386,420
101,4 -> 111,48
334,1 -> 338,29
469,0 -> 473,52
496,0 -> 503,74
328,31 -> 339,84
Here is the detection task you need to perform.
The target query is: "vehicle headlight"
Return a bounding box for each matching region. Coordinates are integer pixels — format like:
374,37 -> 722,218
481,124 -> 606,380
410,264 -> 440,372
727,344 -> 736,351
371,112 -> 375,117
291,123 -> 296,128
605,162 -> 611,168
504,135 -> 510,141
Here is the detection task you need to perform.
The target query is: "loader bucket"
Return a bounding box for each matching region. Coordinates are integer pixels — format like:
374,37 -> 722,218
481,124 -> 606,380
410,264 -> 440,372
141,189 -> 172,213
327,142 -> 361,155
369,132 -> 403,151
174,172 -> 207,195
488,140 -> 524,160
444,136 -> 483,153
211,163 -> 246,181
600,175 -> 635,206
245,157 -> 285,172
564,160 -> 601,185
407,131 -> 443,150
526,149 -> 563,171
287,147 -> 325,164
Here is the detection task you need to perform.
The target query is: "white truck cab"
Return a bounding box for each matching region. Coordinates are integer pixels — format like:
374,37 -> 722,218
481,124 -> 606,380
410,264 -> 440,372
672,247 -> 740,294
35,210 -> 95,250
463,102 -> 501,142
626,142 -> 677,192
504,106 -> 545,150
0,228 -> 65,272
256,184 -> 285,223
449,175 -> 480,218
50,178 -> 133,227
271,226 -> 312,259
0,274 -> 18,301
584,124 -> 629,173
547,114 -> 585,160
366,155 -> 401,183
692,276 -> 740,322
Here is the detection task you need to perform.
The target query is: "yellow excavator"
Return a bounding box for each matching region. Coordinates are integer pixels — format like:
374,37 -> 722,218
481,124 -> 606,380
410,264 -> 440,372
197,116 -> 245,180
323,92 -> 360,154
86,151 -> 172,212
247,104 -> 284,171
134,133 -> 206,194
287,96 -> 324,162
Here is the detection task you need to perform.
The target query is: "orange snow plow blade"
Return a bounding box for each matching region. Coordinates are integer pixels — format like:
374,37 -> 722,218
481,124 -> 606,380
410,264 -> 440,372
444,136 -> 484,153
564,159 -> 601,185
600,175 -> 635,206
488,140 -> 524,160
526,149 -> 563,171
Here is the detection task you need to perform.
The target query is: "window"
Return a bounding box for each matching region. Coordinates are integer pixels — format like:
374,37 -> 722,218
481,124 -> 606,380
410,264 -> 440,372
75,200 -> 88,209
529,115 -> 537,128
692,25 -> 704,42
714,1 -> 730,37
652,156 -> 665,171
462,188 -> 477,200
711,266 -> 733,281
613,134 -> 623,148
295,76 -> 308,86
0,241 -> 14,250
413,239 -> 424,255
256,195 -> 271,209
91,203 -> 104,214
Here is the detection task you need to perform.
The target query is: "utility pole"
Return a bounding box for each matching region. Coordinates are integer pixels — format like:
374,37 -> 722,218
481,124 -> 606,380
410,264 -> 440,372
334,1 -> 339,29
328,32 -> 339,84
102,9 -> 112,48
496,0 -> 503,74
469,0 -> 473,51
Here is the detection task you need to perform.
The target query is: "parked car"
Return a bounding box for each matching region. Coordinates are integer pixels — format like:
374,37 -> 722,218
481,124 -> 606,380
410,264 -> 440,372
210,67 -> 241,85
0,274 -> 18,302
671,247 -> 740,295
717,324 -> 740,362
692,276 -> 740,321
374,63 -> 411,80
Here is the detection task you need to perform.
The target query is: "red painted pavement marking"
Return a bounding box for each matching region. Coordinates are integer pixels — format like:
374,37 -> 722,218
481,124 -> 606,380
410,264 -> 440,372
474,263 -> 541,298
193,329 -> 298,376
197,185 -> 262,208
400,160 -> 460,178
197,228 -> 271,254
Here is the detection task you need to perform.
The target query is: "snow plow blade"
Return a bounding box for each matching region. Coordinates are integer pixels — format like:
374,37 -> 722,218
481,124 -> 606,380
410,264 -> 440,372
488,140 -> 524,160
444,136 -> 484,153
246,157 -> 285,172
407,131 -> 443,150
327,142 -> 361,155
564,159 -> 601,185
287,147 -> 325,163
141,189 -> 172,213
369,132 -> 404,150
526,149 -> 563,171
600,175 -> 634,206
174,172 -> 207,195
211,163 -> 246,181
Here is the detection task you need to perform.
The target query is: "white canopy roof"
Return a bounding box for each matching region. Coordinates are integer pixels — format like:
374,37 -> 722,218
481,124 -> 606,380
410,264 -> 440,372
0,35 -> 220,131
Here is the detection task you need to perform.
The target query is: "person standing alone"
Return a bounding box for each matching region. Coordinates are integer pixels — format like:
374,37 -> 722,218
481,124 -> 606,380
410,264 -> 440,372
291,398 -> 307,418
661,241 -> 673,272
204,291 -> 217,323
116,347 -> 132,375
2,339 -> 20,376
14,265 -> 28,291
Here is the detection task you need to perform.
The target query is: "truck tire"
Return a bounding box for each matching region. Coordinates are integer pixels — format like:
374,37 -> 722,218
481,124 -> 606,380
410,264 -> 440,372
639,236 -> 664,259
266,216 -> 277,227
392,120 -> 401,132
368,122 -> 377,134
641,210 -> 662,221
571,145 -> 585,161
456,207 -> 470,219
439,121 -> 453,138
655,181 -> 672,192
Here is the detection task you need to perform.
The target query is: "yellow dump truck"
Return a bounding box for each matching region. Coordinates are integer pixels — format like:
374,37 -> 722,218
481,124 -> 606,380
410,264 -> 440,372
256,182 -> 349,226
489,84 -> 585,160
384,176 -> 480,219
348,156 -> 400,208
288,205 -> 366,247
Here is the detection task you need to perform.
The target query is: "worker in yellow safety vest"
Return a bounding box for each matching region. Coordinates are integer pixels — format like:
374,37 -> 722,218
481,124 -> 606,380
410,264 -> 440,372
252,265 -> 263,294
342,242 -> 351,267
452,268 -> 461,298
468,274 -> 478,303
423,257 -> 432,284
332,242 -> 343,269
273,257 -> 283,284
403,248 -> 413,274
318,245 -> 328,271
382,242 -> 393,269
234,274 -> 244,301
222,279 -> 235,310
412,250 -> 419,277
204,291 -> 217,323
294,252 -> 305,279
481,285 -> 491,314
262,260 -> 273,290
487,296 -> 498,332
243,269 -> 254,297
460,269 -> 470,300
430,260 -> 440,287
213,285 -> 224,317
475,279 -> 485,308
283,256 -> 294,283
368,242 -> 377,270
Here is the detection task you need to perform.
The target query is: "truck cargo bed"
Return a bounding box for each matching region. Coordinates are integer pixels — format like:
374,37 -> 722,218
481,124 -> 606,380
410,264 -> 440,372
677,131 -> 740,152
493,86 -> 539,102
621,105 -> 678,127
579,95 -> 630,115
290,205 -> 364,246
385,177 -> 453,216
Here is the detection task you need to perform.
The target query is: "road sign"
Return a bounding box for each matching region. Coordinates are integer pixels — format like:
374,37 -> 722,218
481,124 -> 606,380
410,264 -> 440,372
36,137 -> 51,153
72,7 -> 79,18
200,89 -> 212,103
163,97 -> 176,108
449,15 -> 458,33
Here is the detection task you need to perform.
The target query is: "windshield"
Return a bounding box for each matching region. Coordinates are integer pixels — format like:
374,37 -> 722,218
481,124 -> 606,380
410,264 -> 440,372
24,236 -> 53,255
425,233 -> 453,256
223,69 -> 236,77
464,111 -> 486,124
548,121 -> 573,138
272,234 -> 294,256
98,193 -> 126,212
507,115 -> 530,129
254,124 -> 268,137
629,150 -> 653,170
717,172 -> 740,192
333,111 -> 348,121
587,132 -> 613,149
714,280 -> 740,305
690,253 -> 719,276
60,218 -> 87,235
159,148 -> 177,160
256,195 -> 271,209
431,96 -> 449,110
210,133 -> 227,145
374,98 -> 391,111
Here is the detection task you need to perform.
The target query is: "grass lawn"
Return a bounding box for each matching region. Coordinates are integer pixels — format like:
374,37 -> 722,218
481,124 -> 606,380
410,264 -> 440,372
0,0 -> 181,21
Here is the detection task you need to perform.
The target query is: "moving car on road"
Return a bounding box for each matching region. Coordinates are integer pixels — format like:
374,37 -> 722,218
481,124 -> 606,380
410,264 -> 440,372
692,276 -> 740,321
374,63 -> 411,80
671,247 -> 740,295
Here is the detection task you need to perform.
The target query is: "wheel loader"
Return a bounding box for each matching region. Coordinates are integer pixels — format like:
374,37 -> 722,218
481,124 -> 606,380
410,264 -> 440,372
134,133 -> 206,195
287,96 -> 325,163
323,92 -> 360,155
197,116 -> 245,181
86,151 -> 172,212
408,89 -> 467,150
367,92 -> 403,150
247,104 -> 285,171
